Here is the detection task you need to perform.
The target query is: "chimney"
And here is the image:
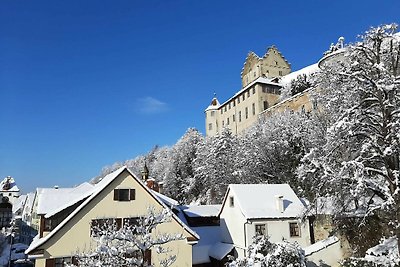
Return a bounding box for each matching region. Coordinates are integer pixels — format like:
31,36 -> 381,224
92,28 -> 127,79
275,195 -> 284,213
158,182 -> 164,194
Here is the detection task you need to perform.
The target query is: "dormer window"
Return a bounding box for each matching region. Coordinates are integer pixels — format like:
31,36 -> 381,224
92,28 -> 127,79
229,196 -> 234,207
114,189 -> 135,201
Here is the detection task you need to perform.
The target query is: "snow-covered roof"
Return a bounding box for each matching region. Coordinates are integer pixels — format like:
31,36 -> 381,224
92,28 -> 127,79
23,192 -> 35,214
182,205 -> 221,218
26,166 -> 199,255
279,63 -> 319,87
36,182 -> 94,217
304,236 -> 339,256
12,195 -> 27,214
205,97 -> 221,111
221,184 -> 306,219
152,190 -> 179,207
209,77 -> 281,112
209,242 -> 234,260
191,225 -> 222,264
0,176 -> 19,192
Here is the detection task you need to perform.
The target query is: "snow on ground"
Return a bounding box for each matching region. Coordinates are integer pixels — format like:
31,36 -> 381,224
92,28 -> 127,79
365,236 -> 399,266
279,63 -> 319,87
304,236 -> 339,256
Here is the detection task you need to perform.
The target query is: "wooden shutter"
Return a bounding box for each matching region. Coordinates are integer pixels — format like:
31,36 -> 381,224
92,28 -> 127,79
113,189 -> 119,200
45,258 -> 55,267
130,189 -> 135,200
144,249 -> 151,265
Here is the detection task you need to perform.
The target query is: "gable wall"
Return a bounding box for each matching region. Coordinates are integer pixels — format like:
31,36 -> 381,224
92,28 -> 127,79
219,189 -> 247,258
35,170 -> 193,267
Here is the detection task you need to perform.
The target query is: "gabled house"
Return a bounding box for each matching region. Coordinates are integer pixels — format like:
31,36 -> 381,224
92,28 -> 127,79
219,184 -> 312,258
26,166 -> 199,267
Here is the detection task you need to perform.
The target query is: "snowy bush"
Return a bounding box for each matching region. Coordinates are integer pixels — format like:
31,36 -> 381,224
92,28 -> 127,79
342,236 -> 399,267
229,235 -> 306,267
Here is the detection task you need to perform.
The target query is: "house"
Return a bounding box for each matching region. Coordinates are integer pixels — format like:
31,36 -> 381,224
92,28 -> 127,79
0,176 -> 21,227
30,182 -> 94,235
26,166 -> 199,267
218,184 -> 312,258
178,204 -> 231,267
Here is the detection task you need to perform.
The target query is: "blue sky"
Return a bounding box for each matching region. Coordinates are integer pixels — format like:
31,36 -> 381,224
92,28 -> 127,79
1,0 -> 399,193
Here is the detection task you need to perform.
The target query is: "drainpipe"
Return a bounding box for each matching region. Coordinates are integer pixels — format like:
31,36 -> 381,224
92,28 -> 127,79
243,220 -> 250,257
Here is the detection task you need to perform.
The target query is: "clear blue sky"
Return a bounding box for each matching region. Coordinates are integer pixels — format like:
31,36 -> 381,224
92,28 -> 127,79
1,0 -> 399,193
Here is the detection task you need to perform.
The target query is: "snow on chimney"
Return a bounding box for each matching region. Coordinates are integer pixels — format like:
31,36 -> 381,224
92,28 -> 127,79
275,195 -> 284,213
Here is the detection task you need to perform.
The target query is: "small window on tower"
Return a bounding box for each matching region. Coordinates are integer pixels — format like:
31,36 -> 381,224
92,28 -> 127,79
208,123 -> 212,130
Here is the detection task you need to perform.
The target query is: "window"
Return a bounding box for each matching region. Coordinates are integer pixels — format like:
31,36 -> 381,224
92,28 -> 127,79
239,111 -> 242,122
242,94 -> 245,101
208,123 -> 212,130
227,118 -> 230,125
301,105 -> 306,114
289,222 -> 300,237
279,70 -> 283,76
222,121 -> 225,127
252,87 -> 255,94
211,111 -> 215,116
114,189 -> 135,201
229,103 -> 231,109
263,101 -> 269,110
255,224 -> 267,236
312,99 -> 318,110
232,114 -> 235,122
229,196 -> 234,207
221,109 -> 223,114
224,106 -> 227,112
253,71 -> 256,77
237,97 -> 240,104
247,91 -> 250,97
245,107 -> 248,119
252,103 -> 255,115
233,101 -> 235,107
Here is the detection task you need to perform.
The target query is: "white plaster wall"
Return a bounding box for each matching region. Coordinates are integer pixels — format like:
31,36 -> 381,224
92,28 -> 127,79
219,191 -> 247,258
246,219 -> 312,248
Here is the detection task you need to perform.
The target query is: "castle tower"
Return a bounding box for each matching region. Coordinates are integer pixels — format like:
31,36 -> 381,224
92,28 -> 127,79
205,95 -> 220,136
241,46 -> 291,88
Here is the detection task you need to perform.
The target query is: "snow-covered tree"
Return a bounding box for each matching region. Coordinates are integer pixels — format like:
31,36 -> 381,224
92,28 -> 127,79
70,207 -> 184,267
235,111 -> 324,199
290,74 -> 312,96
163,128 -> 204,204
228,235 -> 306,267
193,127 -> 239,204
299,24 -> 400,249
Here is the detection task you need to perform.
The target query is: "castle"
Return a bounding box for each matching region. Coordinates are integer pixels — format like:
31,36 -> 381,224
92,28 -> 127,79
205,45 -> 317,137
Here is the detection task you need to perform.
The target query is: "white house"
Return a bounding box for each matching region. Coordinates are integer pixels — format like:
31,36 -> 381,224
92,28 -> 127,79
218,184 -> 312,258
